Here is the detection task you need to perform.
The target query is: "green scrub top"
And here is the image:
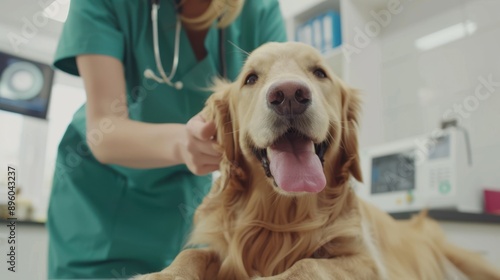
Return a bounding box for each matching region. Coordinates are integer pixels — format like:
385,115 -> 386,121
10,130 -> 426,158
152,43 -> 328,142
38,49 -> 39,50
47,0 -> 286,278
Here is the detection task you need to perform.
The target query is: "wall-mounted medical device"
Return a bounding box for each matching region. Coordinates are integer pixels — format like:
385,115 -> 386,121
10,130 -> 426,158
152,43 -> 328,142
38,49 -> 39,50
357,127 -> 481,213
0,51 -> 54,119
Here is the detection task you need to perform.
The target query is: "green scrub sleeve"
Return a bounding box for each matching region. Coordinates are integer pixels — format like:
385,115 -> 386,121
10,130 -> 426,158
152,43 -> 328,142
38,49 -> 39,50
258,0 -> 288,44
53,0 -> 125,76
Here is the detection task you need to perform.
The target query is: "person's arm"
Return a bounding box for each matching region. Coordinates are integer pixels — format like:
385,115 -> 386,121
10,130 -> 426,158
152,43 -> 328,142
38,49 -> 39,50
78,54 -> 221,174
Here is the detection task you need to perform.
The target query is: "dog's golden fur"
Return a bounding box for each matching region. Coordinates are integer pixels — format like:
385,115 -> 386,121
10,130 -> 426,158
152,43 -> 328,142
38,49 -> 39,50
136,42 -> 500,280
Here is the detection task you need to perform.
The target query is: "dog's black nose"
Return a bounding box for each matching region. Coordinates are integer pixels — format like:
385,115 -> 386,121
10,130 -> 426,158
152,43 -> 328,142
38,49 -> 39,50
267,81 -> 311,116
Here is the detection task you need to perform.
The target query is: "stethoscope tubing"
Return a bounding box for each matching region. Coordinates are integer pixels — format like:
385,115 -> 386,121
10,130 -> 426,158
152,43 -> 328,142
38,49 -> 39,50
144,1 -> 183,89
144,0 -> 226,90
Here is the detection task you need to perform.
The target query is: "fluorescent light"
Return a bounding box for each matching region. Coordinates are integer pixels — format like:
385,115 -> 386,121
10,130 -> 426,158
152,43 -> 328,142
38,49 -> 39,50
43,0 -> 70,23
415,21 -> 477,51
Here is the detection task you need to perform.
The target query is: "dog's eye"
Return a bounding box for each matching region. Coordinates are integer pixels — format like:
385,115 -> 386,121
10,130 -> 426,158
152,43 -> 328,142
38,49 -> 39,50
313,68 -> 327,79
245,74 -> 258,85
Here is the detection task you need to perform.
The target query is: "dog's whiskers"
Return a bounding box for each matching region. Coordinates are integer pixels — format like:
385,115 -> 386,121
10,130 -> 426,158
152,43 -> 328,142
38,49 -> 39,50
224,129 -> 240,136
269,190 -> 280,203
228,40 -> 250,56
220,119 -> 241,136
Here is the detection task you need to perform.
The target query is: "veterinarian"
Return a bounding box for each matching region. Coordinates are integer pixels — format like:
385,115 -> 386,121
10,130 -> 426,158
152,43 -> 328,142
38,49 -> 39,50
47,0 -> 286,278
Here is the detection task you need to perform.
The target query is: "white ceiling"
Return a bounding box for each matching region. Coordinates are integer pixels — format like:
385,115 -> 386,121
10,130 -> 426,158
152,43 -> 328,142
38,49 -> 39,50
0,0 -> 67,62
0,0 -> 66,37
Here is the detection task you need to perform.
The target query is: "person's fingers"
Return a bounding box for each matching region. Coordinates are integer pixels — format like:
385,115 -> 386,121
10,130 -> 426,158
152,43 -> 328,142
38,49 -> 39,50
187,114 -> 217,141
186,114 -> 205,139
200,164 -> 220,174
201,147 -> 222,158
195,153 -> 222,166
196,141 -> 222,157
188,161 -> 220,175
187,133 -> 221,156
184,141 -> 221,164
200,121 -> 217,141
183,113 -> 221,176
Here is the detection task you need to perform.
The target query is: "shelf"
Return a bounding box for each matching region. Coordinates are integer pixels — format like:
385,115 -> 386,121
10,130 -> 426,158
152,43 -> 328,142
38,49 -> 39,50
283,0 -> 342,47
292,0 -> 341,24
282,0 -> 344,77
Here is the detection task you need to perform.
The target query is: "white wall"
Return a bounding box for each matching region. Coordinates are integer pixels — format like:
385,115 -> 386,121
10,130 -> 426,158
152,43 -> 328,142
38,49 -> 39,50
381,0 -> 500,190
344,0 -> 500,191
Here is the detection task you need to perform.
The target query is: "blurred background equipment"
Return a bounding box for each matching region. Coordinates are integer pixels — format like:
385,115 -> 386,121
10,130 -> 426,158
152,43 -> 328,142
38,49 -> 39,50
484,189 -> 500,215
0,51 -> 54,119
358,122 -> 481,213
0,188 -> 33,221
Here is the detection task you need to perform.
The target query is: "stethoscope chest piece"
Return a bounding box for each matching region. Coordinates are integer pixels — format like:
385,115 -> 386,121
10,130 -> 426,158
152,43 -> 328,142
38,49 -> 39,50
144,1 -> 183,90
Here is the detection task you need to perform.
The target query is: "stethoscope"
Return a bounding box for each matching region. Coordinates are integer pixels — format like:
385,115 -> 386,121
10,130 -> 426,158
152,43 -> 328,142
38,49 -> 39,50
144,0 -> 227,90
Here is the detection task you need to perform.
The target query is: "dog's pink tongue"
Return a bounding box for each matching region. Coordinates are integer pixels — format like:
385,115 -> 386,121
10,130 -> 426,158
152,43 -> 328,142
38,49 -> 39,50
268,135 -> 326,193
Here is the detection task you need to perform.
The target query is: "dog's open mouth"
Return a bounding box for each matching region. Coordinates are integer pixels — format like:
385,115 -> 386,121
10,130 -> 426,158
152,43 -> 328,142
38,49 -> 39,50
254,129 -> 328,193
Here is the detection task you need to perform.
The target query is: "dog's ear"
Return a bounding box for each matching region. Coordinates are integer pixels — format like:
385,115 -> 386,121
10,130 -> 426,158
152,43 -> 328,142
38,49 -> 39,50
339,81 -> 363,182
202,80 -> 244,189
203,80 -> 236,160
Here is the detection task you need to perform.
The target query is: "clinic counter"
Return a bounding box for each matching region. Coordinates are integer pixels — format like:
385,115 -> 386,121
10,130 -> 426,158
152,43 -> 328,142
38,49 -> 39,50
390,210 -> 500,224
1,211 -> 500,225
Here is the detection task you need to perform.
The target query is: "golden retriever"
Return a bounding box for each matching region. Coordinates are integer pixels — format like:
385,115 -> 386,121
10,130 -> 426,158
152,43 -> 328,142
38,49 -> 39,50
135,42 -> 500,280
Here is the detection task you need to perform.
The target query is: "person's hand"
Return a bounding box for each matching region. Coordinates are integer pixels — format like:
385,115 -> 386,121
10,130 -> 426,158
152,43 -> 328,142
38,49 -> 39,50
181,112 -> 222,175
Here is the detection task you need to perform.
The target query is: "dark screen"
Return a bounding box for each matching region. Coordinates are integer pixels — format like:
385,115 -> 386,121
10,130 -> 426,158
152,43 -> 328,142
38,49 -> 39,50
371,150 -> 415,194
0,52 -> 54,119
